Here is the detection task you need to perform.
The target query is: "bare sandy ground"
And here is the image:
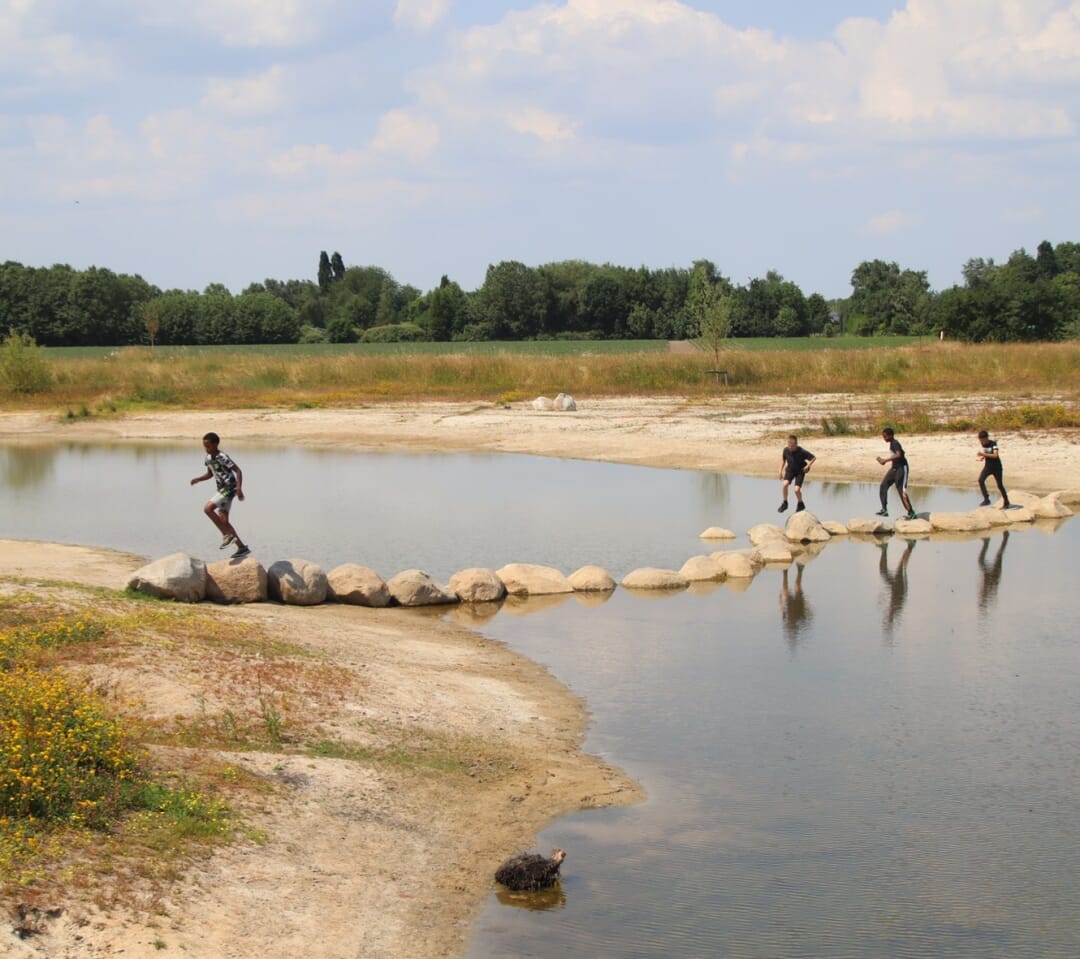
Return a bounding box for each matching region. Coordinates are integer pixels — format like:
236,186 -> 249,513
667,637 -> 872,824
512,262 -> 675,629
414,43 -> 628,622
2,393 -> 1077,490
2,394 -> 1078,958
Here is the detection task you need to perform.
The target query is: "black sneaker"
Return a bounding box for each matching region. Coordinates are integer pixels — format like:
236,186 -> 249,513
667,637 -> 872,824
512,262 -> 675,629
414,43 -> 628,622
795,502 -> 806,512
231,545 -> 251,559
875,508 -> 888,517
978,498 -> 991,507
778,501 -> 788,513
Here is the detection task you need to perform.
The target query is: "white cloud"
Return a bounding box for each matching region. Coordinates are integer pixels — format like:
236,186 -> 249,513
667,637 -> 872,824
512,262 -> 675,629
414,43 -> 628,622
202,66 -> 288,116
505,106 -> 578,142
0,2 -> 113,87
372,109 -> 440,162
836,0 -> 1078,139
133,0 -> 333,47
863,210 -> 923,235
394,0 -> 452,31
399,0 -> 1079,170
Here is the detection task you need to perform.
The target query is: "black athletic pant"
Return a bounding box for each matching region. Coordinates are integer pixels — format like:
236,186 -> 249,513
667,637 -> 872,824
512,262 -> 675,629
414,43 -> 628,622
979,462 -> 1007,500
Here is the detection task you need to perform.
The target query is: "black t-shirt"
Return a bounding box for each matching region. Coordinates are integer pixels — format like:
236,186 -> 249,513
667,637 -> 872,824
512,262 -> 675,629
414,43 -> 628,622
888,438 -> 907,469
783,446 -> 814,473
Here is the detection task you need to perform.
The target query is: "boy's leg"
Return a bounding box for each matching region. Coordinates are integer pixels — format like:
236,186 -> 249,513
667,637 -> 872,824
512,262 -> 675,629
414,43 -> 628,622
204,501 -> 230,535
878,473 -> 891,510
778,478 -> 790,511
994,470 -> 1010,506
216,509 -> 240,541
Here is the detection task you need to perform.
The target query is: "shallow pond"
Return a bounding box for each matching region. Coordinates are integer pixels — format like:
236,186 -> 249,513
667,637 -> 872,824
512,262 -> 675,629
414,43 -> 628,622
2,442 -> 1077,957
2,440 -> 986,579
467,526 -> 1080,958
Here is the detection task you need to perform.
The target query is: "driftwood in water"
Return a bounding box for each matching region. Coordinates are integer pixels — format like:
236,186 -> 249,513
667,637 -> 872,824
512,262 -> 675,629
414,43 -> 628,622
494,848 -> 567,891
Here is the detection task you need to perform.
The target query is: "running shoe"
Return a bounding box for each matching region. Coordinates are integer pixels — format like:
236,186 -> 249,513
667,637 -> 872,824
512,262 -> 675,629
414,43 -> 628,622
777,501 -> 788,513
231,545 -> 251,559
978,498 -> 991,507
905,510 -> 917,520
795,502 -> 806,512
219,533 -> 235,549
875,508 -> 888,517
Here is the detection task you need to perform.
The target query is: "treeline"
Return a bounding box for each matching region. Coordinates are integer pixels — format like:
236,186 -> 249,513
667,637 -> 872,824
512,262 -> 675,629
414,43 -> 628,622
1,240 -> 1078,347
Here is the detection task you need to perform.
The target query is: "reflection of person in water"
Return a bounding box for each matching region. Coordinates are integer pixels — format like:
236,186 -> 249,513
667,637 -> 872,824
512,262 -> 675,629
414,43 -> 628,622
977,531 -> 1009,612
779,562 -> 812,651
878,538 -> 915,640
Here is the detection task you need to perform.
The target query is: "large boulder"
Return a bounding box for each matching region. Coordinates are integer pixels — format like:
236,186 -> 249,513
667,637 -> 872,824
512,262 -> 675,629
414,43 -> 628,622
747,523 -> 785,546
1055,488 -> 1080,507
206,557 -> 267,604
783,511 -> 831,543
496,563 -> 573,596
929,511 -> 992,533
976,505 -> 1035,526
821,520 -> 849,535
386,569 -> 457,607
848,517 -> 892,535
531,396 -> 555,411
568,565 -> 617,592
448,567 -> 506,603
267,558 -> 328,606
679,554 -> 727,582
553,392 -> 577,411
756,540 -> 794,564
621,568 -> 689,591
327,564 -> 391,607
710,550 -> 760,579
699,526 -> 736,540
894,516 -> 932,535
127,552 -> 206,603
1006,490 -> 1041,508
1033,495 -> 1073,519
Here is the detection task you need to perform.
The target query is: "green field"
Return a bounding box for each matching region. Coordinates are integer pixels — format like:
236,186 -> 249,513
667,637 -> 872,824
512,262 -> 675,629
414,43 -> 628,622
46,335 -> 920,360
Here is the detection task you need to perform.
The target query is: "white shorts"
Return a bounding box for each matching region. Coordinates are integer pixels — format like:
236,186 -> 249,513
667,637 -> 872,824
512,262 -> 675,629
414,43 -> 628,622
210,489 -> 236,513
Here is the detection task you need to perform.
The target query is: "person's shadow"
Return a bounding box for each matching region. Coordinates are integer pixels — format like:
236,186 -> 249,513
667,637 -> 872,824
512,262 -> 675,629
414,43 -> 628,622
878,539 -> 916,643
977,530 -> 1009,613
779,562 -> 813,652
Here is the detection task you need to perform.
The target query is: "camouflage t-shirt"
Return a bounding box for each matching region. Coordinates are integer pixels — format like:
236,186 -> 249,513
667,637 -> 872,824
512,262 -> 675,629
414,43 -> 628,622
205,451 -> 238,493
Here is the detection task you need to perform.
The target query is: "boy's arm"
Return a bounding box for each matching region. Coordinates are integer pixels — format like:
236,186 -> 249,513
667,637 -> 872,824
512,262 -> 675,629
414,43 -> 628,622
805,454 -> 815,470
190,469 -> 211,485
232,464 -> 244,499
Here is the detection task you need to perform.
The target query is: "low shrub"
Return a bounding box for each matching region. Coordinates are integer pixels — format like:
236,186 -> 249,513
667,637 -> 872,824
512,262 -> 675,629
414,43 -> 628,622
0,329 -> 52,394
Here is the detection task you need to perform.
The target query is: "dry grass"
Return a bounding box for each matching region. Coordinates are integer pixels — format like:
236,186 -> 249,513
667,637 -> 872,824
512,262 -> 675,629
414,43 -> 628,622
0,582 -> 518,921
3,341 -> 1075,415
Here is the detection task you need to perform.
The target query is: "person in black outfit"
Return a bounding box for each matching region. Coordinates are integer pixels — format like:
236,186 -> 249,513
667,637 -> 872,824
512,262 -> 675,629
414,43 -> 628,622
876,427 -> 916,519
778,434 -> 816,513
976,430 -> 1011,508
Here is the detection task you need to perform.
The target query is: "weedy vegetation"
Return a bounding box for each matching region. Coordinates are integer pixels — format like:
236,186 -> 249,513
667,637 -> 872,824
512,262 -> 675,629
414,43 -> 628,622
0,339 -> 1071,431
0,582 -> 517,920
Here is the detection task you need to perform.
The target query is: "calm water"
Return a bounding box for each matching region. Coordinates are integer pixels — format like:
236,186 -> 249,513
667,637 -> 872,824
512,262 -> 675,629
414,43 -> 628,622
467,526 -> 1080,958
2,441 -> 983,580
2,443 -> 1078,957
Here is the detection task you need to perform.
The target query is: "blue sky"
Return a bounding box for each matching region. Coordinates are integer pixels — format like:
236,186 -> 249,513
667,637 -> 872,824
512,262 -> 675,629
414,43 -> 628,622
2,0 -> 1078,299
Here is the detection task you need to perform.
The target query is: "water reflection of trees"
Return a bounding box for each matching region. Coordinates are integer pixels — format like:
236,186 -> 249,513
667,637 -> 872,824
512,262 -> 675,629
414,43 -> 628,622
779,562 -> 812,652
698,472 -> 729,510
878,539 -> 915,643
0,446 -> 57,490
977,531 -> 1009,613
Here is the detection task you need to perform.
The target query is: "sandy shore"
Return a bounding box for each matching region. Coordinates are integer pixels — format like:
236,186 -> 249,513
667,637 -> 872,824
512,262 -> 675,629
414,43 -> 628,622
2,394 -> 1078,958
